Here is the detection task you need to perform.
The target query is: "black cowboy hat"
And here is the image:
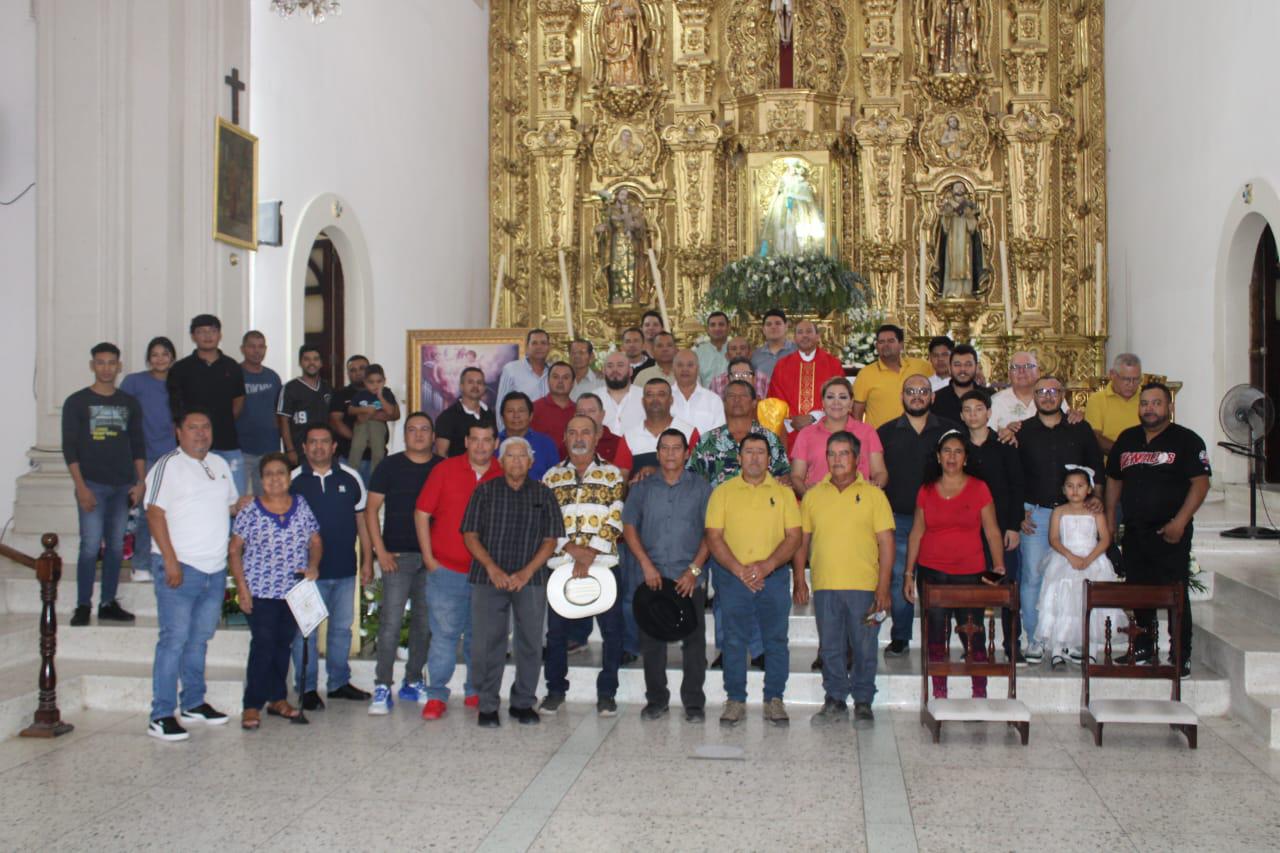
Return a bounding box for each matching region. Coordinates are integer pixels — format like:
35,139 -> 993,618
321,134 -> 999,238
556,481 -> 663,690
632,577 -> 698,642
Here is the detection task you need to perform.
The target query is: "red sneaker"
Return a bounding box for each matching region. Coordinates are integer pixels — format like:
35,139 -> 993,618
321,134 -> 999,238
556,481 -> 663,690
421,699 -> 447,720
464,694 -> 480,709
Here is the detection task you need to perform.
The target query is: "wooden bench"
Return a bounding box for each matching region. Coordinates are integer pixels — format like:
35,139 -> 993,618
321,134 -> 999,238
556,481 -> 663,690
1079,580 -> 1196,748
920,581 -> 1030,745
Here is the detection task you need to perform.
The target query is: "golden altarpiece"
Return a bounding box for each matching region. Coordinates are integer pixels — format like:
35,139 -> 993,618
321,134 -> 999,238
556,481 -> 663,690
488,0 -> 1108,388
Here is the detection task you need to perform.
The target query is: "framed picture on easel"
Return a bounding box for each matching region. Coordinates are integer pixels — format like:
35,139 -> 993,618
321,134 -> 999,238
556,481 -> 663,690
213,117 -> 258,250
406,329 -> 529,421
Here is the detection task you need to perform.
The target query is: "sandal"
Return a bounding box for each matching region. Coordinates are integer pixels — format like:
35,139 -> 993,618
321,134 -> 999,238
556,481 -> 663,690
267,700 -> 308,724
241,708 -> 261,730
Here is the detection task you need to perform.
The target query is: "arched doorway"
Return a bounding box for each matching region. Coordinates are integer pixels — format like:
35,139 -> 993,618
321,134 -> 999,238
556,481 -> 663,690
304,232 -> 346,390
1249,225 -> 1280,483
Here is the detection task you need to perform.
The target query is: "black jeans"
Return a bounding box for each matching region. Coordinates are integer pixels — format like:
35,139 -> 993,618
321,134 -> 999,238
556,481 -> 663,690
639,587 -> 707,709
1121,523 -> 1193,659
244,598 -> 298,709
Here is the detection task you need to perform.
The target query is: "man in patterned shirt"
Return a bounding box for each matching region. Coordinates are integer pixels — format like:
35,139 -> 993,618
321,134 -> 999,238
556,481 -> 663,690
538,415 -> 628,717
686,379 -> 791,670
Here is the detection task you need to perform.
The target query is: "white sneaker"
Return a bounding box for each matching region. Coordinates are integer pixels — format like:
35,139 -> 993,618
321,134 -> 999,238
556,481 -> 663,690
1024,641 -> 1045,664
368,685 -> 393,715
132,569 -> 153,583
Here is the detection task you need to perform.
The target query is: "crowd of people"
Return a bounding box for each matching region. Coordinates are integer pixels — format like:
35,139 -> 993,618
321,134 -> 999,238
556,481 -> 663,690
60,309 -> 1211,740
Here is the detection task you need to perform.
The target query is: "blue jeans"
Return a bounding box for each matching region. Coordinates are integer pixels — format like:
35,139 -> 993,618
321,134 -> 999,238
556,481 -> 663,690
150,564 -> 226,719
712,557 -> 764,657
131,457 -> 163,575
814,589 -> 879,704
291,575 -> 356,693
1018,504 -> 1053,643
212,449 -> 246,497
545,567 -> 625,699
714,565 -> 791,703
76,480 -> 131,607
889,512 -> 916,645
425,567 -> 474,702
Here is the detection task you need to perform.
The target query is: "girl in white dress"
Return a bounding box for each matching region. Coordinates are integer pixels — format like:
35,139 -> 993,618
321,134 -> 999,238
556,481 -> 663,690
1035,466 -> 1126,668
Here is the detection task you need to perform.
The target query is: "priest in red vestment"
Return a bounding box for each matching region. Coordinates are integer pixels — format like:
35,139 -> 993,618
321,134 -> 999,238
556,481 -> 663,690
766,319 -> 846,451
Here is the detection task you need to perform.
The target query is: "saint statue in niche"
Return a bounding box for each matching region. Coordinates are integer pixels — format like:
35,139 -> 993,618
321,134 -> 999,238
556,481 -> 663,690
595,187 -> 650,305
759,159 -> 826,257
601,0 -> 649,87
925,0 -> 980,75
934,181 -> 983,297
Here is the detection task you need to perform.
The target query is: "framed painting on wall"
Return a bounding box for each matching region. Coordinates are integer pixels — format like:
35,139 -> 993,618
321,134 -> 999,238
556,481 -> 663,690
213,117 -> 258,250
406,329 -> 530,421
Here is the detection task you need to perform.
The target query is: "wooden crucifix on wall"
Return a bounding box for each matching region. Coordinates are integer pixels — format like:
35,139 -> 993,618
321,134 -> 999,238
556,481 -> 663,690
224,67 -> 246,125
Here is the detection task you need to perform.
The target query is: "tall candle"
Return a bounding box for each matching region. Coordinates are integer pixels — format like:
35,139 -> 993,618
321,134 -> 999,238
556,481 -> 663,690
648,248 -> 671,331
558,249 -> 575,340
917,236 -> 927,335
999,240 -> 1013,335
489,253 -> 507,328
1095,241 -> 1104,335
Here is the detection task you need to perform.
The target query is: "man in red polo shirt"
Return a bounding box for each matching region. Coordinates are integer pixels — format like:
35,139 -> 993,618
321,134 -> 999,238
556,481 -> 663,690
414,420 -> 502,720
531,362 -> 576,459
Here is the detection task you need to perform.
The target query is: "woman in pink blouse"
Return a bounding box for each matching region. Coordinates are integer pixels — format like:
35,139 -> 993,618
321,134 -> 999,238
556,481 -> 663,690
790,377 -> 887,496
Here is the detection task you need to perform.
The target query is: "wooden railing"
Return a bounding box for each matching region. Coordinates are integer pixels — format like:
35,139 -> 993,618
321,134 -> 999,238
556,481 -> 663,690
0,534 -> 73,738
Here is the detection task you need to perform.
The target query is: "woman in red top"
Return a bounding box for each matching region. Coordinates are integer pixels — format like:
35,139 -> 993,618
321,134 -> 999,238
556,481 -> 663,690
904,430 -> 1005,698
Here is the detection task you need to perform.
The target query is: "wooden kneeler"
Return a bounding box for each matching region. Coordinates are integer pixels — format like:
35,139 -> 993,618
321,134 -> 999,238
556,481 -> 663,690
920,582 -> 1030,745
1079,581 -> 1197,749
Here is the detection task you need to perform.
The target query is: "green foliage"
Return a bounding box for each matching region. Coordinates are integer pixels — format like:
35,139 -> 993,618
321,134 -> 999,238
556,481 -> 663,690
702,252 -> 868,320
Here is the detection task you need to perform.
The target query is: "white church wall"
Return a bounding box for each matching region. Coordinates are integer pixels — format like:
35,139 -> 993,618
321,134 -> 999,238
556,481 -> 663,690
1106,0 -> 1280,480
250,0 -> 491,402
0,1 -> 38,528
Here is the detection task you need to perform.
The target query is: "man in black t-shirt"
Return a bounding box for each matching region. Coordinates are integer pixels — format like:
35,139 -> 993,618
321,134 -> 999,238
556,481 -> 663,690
932,344 -> 992,423
1105,383 -> 1211,672
275,345 -> 333,468
365,412 -> 442,712
167,314 -> 246,494
328,354 -> 370,468
62,342 -> 146,625
434,366 -> 497,458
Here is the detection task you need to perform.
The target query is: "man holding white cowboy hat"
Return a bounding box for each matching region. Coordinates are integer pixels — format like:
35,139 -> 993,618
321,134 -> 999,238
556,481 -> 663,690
540,415 -> 628,717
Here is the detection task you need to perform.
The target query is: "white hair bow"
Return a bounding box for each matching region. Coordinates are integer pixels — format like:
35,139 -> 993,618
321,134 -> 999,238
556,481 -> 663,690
1064,464 -> 1095,486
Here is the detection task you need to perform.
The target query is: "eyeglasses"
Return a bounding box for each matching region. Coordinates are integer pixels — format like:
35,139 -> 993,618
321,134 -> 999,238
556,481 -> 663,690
1033,388 -> 1062,398
1009,363 -> 1039,372
903,387 -> 931,397
1113,375 -> 1142,384
729,371 -> 754,380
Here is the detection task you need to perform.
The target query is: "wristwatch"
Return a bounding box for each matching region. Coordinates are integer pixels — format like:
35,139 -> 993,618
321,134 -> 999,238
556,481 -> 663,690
688,563 -> 703,577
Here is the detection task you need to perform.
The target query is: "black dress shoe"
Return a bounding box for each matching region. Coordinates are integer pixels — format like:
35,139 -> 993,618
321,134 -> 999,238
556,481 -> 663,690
328,683 -> 371,701
302,690 -> 326,711
621,652 -> 639,666
751,655 -> 765,670
509,706 -> 540,725
641,702 -> 669,720
710,653 -> 723,670
70,605 -> 91,627
810,654 -> 823,672
478,711 -> 500,728
97,600 -> 136,622
884,639 -> 909,658
684,707 -> 706,723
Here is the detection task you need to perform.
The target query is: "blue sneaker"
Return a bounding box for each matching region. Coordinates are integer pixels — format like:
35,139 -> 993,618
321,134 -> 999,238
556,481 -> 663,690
368,684 -> 393,716
398,680 -> 428,703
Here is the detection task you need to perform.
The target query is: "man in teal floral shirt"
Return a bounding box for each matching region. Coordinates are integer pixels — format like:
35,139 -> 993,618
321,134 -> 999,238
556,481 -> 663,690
686,380 -> 790,487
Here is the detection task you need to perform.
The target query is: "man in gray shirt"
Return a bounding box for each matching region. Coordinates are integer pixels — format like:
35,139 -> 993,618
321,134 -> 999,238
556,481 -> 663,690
622,428 -> 712,722
750,308 -> 797,383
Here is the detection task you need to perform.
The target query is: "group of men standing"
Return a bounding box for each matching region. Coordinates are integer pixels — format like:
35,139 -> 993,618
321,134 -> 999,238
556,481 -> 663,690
60,306 -> 1211,735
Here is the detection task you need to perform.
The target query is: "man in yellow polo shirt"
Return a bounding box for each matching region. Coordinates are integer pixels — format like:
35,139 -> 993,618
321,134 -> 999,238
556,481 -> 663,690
1084,352 -> 1143,455
792,430 -> 894,725
705,433 -> 801,728
852,324 -> 933,428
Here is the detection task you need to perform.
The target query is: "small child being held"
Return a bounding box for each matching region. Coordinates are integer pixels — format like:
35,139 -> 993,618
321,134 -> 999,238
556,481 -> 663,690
347,363 -> 398,478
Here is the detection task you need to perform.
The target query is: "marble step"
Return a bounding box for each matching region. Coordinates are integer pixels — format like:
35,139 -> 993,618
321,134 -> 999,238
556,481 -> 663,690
0,645 -> 1232,744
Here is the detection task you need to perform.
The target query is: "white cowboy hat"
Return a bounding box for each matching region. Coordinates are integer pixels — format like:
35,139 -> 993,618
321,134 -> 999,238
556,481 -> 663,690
546,561 -> 618,619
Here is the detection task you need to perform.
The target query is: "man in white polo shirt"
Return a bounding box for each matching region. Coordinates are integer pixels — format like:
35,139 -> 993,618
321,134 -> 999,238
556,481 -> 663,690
144,407 -> 250,741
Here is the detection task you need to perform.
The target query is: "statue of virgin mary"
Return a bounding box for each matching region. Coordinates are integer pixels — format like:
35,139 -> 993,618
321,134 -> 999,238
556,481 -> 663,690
759,160 -> 825,256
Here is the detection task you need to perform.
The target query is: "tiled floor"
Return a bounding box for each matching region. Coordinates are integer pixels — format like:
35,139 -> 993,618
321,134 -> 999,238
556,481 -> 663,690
1,702 -> 1277,852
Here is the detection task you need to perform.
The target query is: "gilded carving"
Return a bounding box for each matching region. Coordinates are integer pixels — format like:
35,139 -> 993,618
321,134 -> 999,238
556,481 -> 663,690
490,0 -> 1109,388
